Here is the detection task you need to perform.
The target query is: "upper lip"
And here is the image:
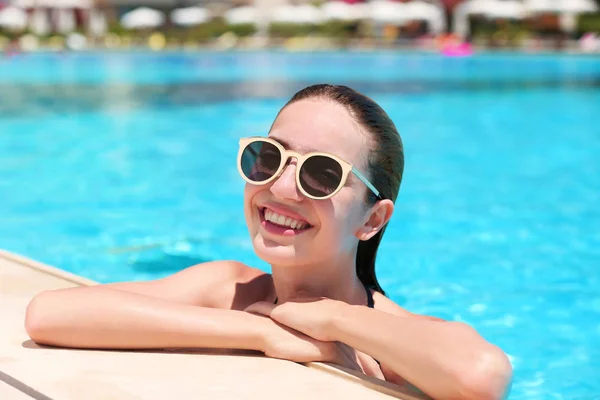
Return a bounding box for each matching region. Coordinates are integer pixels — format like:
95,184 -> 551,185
259,203 -> 312,225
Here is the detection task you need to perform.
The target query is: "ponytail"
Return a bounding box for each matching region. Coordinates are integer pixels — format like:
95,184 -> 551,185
356,229 -> 387,295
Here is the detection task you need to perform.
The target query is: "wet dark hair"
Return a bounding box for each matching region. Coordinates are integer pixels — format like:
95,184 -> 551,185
281,84 -> 404,296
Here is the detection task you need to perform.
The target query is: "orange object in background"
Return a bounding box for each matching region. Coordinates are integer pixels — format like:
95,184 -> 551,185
383,25 -> 400,42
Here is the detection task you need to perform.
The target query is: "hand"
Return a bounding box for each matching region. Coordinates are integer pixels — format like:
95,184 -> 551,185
245,297 -> 343,342
253,313 -> 363,372
246,299 -> 385,379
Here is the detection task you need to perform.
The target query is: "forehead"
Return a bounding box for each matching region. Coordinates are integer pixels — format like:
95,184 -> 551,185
269,99 -> 370,167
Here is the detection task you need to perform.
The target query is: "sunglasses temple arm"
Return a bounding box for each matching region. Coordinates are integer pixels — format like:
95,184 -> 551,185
351,167 -> 381,199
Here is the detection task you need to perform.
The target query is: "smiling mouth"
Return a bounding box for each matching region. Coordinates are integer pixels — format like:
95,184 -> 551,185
259,207 -> 313,232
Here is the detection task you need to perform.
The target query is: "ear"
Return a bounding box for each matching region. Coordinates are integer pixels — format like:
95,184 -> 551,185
356,199 -> 394,241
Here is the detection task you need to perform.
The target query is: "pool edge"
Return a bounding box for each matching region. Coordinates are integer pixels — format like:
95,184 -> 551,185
0,250 -> 96,287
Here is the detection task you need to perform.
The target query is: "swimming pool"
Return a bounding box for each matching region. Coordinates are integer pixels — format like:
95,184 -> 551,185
1,50 -> 599,399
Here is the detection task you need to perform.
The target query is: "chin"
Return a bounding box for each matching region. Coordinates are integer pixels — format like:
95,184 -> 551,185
252,235 -> 307,267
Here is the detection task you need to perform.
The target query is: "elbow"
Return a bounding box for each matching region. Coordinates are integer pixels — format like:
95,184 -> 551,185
25,290 -> 56,344
458,344 -> 513,400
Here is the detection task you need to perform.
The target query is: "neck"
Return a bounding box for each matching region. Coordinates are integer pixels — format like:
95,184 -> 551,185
270,252 -> 368,306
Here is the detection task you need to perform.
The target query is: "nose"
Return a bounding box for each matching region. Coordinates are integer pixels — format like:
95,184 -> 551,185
269,160 -> 303,201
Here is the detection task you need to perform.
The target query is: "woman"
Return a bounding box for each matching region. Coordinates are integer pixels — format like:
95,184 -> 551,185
25,84 -> 512,400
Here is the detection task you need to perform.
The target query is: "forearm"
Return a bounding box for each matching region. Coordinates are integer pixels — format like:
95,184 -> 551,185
25,287 -> 264,351
330,305 -> 512,400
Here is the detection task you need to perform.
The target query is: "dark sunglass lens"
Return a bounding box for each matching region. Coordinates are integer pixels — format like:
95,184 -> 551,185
300,156 -> 343,197
241,141 -> 281,182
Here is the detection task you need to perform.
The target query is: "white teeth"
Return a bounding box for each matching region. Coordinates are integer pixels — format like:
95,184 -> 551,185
262,208 -> 308,230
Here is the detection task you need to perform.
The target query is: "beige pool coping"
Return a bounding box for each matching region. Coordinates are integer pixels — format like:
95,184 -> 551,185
0,249 -> 421,400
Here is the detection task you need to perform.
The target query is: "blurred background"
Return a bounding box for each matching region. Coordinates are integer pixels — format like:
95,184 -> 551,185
0,0 -> 600,52
1,1 -> 599,400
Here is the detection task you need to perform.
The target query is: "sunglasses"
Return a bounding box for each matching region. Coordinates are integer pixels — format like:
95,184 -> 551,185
237,137 -> 381,200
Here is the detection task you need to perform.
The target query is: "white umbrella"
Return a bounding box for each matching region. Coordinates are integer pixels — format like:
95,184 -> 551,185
405,1 -> 443,19
368,0 -> 410,25
457,0 -> 497,15
321,1 -> 368,22
561,0 -> 598,13
223,6 -> 258,25
13,0 -> 92,8
525,0 -> 598,13
11,0 -> 32,7
121,7 -> 165,30
271,4 -> 324,24
53,0 -> 93,8
525,0 -> 559,13
0,6 -> 28,30
486,0 -> 527,19
55,8 -> 76,33
29,8 -> 50,36
88,9 -> 107,37
171,6 -> 211,27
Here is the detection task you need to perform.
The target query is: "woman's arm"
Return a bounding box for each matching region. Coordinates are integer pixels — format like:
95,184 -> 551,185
246,299 -> 512,400
329,304 -> 513,400
25,285 -> 265,350
24,260 -> 268,349
24,261 -> 356,369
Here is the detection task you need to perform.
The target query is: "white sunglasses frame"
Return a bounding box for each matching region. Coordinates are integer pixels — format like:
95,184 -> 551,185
237,136 -> 381,200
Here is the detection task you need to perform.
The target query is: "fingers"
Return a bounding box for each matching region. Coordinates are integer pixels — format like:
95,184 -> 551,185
332,342 -> 362,372
244,301 -> 276,317
359,354 -> 385,380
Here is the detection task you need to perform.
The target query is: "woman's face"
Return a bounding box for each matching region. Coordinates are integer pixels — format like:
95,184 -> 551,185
243,98 -> 375,267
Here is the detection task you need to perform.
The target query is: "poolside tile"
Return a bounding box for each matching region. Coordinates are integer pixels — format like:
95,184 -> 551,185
0,380 -> 34,400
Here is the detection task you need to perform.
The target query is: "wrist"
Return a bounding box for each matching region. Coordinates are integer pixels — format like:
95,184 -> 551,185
243,312 -> 273,353
327,301 -> 354,342
215,310 -> 270,352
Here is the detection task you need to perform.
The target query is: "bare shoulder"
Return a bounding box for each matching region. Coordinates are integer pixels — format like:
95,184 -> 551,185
188,260 -> 274,310
105,260 -> 273,310
168,260 -> 267,283
372,291 -> 445,322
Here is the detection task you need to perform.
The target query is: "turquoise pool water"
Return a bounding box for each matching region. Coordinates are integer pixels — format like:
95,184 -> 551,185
1,51 -> 599,399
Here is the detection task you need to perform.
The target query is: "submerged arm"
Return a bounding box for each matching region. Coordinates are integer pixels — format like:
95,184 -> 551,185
328,304 -> 513,400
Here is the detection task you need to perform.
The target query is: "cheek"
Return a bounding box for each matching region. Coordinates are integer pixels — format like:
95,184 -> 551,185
317,194 -> 365,238
244,182 -> 264,204
340,207 -> 365,239
243,184 -> 260,221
